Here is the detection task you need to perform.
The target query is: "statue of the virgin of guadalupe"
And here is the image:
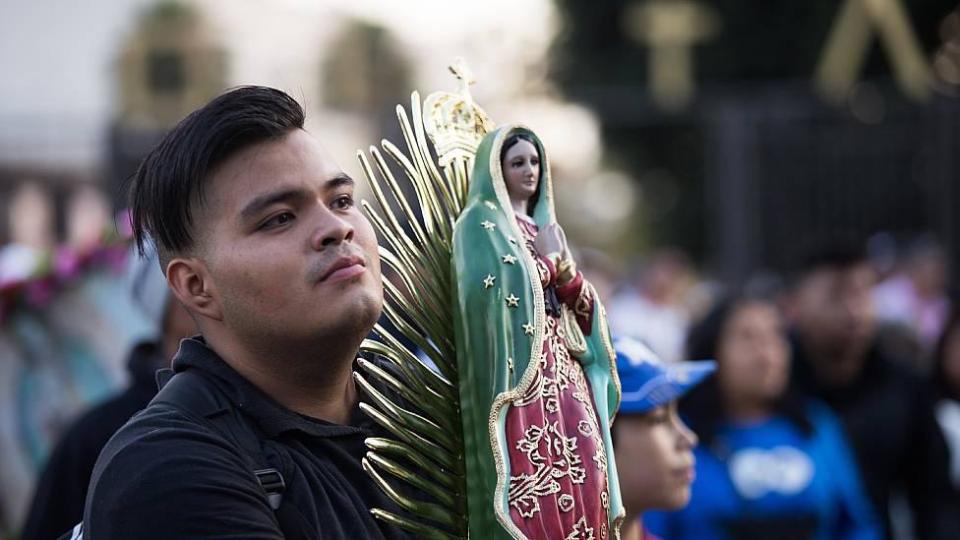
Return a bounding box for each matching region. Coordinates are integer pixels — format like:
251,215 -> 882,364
451,125 -> 624,540
353,61 -> 623,540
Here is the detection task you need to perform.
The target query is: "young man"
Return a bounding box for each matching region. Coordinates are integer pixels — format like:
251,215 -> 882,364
785,242 -> 960,540
81,86 -> 403,538
611,337 -> 716,540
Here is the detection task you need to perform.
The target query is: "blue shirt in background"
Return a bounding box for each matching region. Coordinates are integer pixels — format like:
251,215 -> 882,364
645,401 -> 881,540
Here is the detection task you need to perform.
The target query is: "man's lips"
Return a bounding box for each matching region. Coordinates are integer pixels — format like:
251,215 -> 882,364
318,255 -> 366,283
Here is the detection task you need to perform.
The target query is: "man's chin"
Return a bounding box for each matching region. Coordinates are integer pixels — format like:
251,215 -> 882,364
330,290 -> 383,334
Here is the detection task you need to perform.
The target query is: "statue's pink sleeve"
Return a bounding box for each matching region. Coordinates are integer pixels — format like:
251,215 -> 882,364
555,271 -> 594,336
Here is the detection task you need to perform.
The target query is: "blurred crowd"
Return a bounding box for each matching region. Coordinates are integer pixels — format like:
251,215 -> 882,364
593,236 -> 960,540
3,223 -> 959,540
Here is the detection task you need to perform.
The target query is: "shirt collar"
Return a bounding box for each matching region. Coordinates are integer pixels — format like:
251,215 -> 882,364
172,336 -> 371,439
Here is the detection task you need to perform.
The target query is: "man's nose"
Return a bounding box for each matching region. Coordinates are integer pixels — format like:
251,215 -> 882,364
310,210 -> 354,250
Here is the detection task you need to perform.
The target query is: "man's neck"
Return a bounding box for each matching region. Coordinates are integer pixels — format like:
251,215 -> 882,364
205,332 -> 360,425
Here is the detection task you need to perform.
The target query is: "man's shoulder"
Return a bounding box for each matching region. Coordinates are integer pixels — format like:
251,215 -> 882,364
92,399 -> 241,481
90,365 -> 254,493
84,400 -> 279,538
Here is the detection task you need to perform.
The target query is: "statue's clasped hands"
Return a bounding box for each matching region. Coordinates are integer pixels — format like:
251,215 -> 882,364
535,223 -> 576,285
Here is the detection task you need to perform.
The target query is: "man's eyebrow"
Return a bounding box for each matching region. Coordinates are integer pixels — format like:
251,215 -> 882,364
239,175 -> 354,221
239,187 -> 311,221
325,173 -> 355,189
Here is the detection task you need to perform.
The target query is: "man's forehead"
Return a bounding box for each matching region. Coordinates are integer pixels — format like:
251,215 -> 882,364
240,130 -> 339,176
208,131 -> 343,203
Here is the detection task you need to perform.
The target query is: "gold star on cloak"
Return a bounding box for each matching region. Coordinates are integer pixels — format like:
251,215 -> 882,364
483,274 -> 496,288
481,220 -> 496,230
505,294 -> 520,308
522,322 -> 535,336
485,201 -> 498,210
502,254 -> 518,264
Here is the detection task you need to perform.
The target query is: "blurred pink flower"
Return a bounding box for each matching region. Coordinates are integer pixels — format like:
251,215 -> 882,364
54,248 -> 82,282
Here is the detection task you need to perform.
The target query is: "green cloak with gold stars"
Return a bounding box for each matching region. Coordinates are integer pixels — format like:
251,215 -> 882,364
451,125 -> 625,539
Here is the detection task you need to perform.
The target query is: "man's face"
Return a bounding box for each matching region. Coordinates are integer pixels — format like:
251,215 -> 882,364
789,263 -> 876,361
195,129 -> 382,347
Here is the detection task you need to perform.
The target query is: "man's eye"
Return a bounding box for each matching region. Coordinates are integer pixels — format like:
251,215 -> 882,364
261,212 -> 295,230
333,195 -> 354,210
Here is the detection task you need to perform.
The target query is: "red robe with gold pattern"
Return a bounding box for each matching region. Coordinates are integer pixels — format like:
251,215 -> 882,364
504,216 -> 611,540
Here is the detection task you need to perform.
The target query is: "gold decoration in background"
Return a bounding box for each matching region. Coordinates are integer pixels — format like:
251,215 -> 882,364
624,0 -> 720,111
815,0 -> 931,102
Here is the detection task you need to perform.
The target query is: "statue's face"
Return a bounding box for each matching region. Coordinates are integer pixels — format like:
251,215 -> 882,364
501,139 -> 540,204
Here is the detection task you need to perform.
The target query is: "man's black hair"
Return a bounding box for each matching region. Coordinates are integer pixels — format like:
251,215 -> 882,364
785,236 -> 870,289
128,86 -> 305,266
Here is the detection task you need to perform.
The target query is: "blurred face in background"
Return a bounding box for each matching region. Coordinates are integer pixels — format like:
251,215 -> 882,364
615,402 -> 698,512
942,324 -> 960,396
788,263 -> 876,378
640,250 -> 692,306
717,301 -> 790,410
908,248 -> 947,299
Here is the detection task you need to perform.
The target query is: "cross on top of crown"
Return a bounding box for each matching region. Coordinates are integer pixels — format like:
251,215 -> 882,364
449,57 -> 476,95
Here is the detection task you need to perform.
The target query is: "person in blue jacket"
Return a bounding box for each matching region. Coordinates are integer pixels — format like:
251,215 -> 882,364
645,293 -> 881,540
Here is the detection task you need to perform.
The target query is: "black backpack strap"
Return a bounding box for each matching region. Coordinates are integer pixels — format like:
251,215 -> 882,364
151,369 -> 286,509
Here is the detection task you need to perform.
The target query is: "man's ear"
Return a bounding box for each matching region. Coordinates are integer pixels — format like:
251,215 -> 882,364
166,257 -> 223,322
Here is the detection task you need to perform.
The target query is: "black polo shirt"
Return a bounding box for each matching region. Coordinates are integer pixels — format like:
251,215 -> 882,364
83,337 -> 412,539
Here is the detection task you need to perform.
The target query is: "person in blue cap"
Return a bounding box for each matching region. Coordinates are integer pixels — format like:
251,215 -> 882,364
612,336 -> 716,540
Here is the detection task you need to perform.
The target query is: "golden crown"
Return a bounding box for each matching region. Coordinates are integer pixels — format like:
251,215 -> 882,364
422,58 -> 495,167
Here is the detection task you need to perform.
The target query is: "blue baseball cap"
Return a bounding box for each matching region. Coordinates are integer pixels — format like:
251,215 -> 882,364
615,336 -> 716,415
